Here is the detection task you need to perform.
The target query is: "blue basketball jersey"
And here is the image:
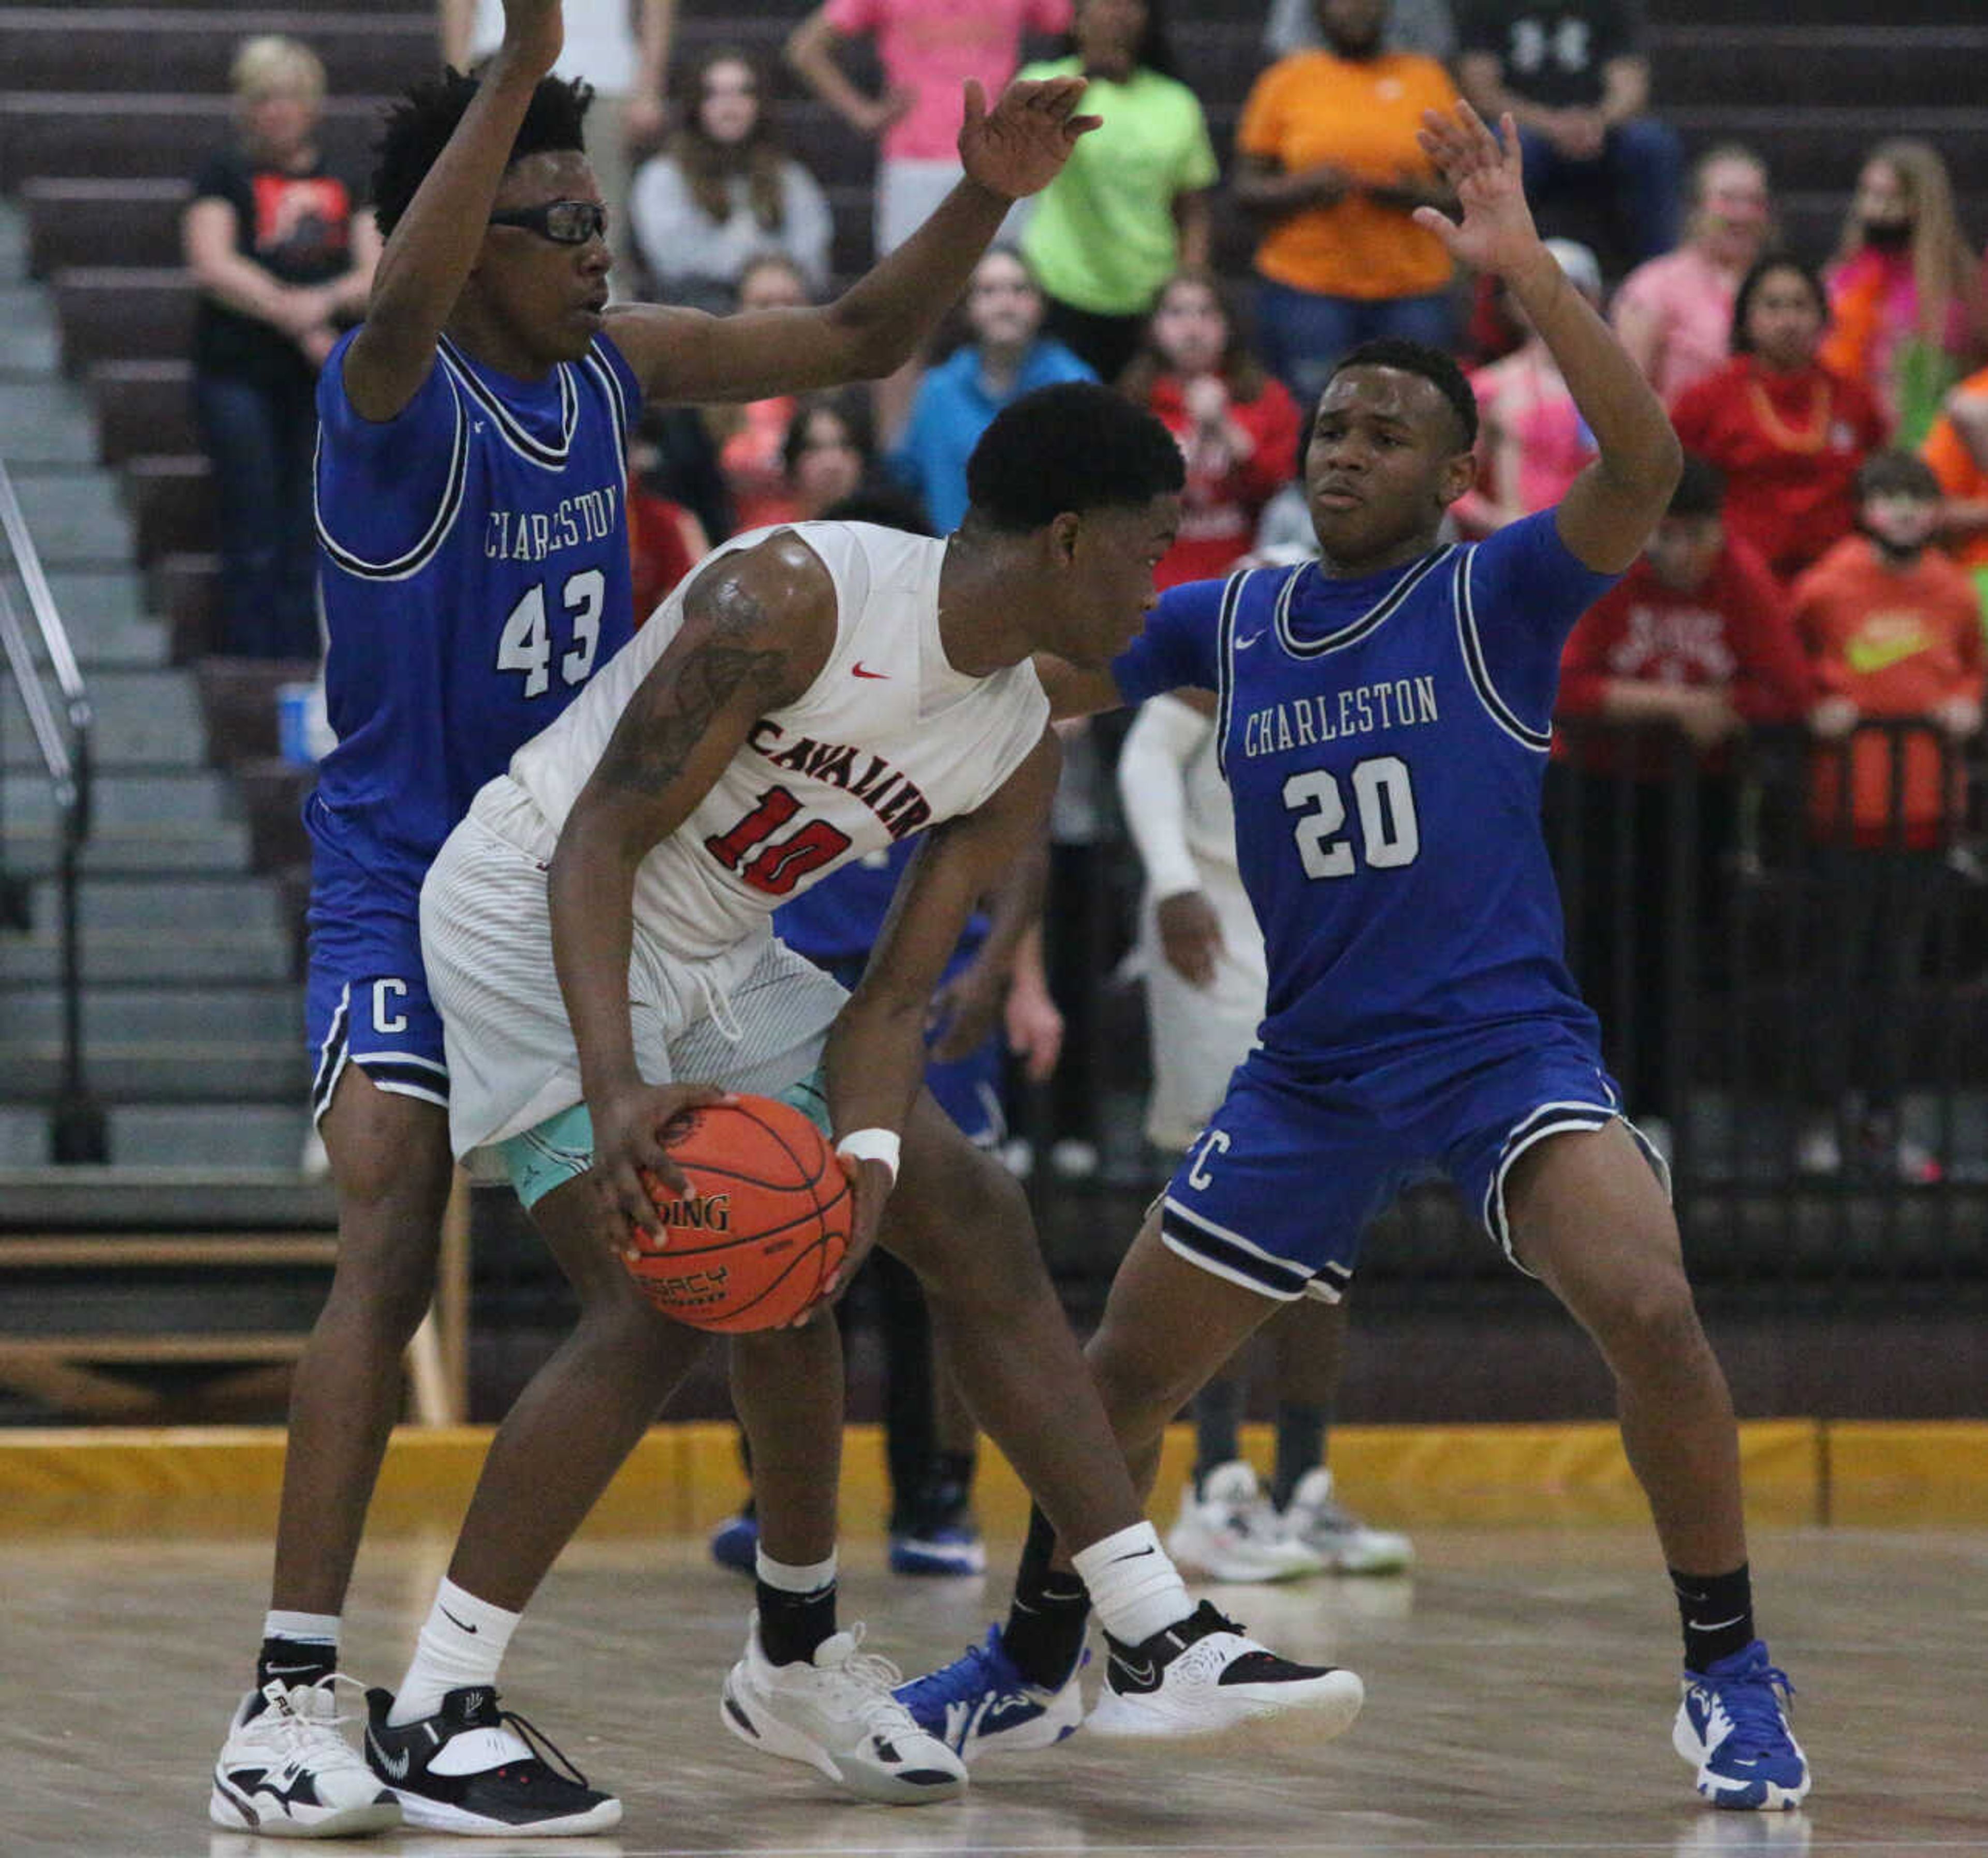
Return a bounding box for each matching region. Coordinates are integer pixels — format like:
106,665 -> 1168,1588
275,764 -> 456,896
310,328 -> 641,901
1114,511 -> 1619,1067
773,839 -> 989,966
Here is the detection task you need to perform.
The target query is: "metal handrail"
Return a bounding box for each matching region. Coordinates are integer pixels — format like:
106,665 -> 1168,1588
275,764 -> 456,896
0,455 -> 104,1162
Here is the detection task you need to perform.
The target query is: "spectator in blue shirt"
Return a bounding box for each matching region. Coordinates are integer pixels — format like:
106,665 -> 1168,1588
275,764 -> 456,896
888,245 -> 1094,531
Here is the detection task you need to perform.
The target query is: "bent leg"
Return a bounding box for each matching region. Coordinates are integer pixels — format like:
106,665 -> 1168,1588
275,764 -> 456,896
444,1174 -> 711,1608
1507,1121 -> 1745,1573
880,1092 -> 1155,1553
272,1070 -> 454,1616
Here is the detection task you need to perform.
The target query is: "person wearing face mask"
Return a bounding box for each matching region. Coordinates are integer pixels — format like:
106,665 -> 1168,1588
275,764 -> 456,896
1820,141 -> 1987,449
1670,254 -> 1888,585
1234,0 -> 1459,412
1118,269 -> 1302,587
1613,144 -> 1772,404
627,47 -> 832,312
1791,450 -> 1984,1182
889,246 -> 1096,532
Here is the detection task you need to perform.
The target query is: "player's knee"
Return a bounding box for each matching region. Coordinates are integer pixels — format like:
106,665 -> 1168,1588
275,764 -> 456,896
891,1143 -> 1044,1306
1587,1262 -> 1705,1370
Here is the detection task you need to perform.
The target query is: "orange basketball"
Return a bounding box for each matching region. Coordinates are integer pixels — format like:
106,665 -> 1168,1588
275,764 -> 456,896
622,1095 -> 852,1334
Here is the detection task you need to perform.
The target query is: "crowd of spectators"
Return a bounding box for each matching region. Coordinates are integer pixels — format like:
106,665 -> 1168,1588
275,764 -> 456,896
172,1 -> 1988,1177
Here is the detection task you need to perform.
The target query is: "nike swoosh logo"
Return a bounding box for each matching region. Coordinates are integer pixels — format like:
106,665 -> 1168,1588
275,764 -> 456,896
851,662 -> 890,679
440,1607 -> 479,1635
1107,1544 -> 1157,1563
369,1735 -> 411,1781
1235,631 -> 1263,649
1110,1655 -> 1159,1688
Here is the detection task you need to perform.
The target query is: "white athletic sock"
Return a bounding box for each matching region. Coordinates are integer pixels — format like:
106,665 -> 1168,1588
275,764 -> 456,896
753,1548 -> 839,1593
262,1609 -> 340,1651
1072,1523 -> 1194,1647
388,1579 -> 519,1726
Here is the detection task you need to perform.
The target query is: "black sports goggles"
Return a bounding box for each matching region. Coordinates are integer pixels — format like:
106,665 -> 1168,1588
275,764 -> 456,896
488,199 -> 609,245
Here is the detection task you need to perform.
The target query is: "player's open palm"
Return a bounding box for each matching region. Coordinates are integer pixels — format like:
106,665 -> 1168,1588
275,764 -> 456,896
958,76 -> 1101,201
1412,102 -> 1539,276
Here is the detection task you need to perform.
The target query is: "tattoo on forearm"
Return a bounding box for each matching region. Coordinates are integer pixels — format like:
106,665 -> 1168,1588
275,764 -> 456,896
595,575 -> 790,797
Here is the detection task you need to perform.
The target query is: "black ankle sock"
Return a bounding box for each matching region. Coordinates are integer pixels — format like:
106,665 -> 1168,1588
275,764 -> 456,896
1001,1505 -> 1091,1689
256,1635 -> 335,1697
756,1579 -> 837,1666
1670,1563 -> 1754,1672
1191,1379 -> 1244,1486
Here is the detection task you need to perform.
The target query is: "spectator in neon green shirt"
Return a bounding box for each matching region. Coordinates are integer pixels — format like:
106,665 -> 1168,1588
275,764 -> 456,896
1018,0 -> 1218,384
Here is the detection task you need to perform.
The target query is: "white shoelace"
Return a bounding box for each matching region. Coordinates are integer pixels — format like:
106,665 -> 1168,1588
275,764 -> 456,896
814,1625 -> 922,1736
238,1673 -> 370,1763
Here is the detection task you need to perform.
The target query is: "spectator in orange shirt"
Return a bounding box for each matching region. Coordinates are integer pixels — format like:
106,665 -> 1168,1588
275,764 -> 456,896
711,253 -> 814,532
1554,455 -> 1812,1133
1791,450 -> 1983,1179
1119,270 -> 1302,588
1232,0 -> 1458,409
1670,254 -> 1888,585
1920,364 -> 1988,617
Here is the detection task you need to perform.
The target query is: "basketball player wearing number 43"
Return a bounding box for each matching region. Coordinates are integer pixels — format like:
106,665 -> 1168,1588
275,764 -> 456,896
897,103 -> 1808,1815
363,381 -> 1365,1837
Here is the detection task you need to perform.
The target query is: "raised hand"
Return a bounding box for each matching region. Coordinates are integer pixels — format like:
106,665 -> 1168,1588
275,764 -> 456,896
1412,100 -> 1541,277
958,76 -> 1102,201
497,0 -> 563,80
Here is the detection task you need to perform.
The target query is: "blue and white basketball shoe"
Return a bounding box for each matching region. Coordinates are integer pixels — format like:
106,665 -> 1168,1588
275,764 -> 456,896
893,1626 -> 1087,1760
1674,1641 -> 1811,1810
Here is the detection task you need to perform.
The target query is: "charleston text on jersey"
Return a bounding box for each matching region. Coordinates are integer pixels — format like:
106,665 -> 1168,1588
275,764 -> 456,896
483,485 -> 622,563
1240,675 -> 1441,758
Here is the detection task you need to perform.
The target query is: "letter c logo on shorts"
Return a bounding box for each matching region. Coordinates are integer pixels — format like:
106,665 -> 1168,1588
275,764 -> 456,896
372,978 -> 410,1036
1188,1128 -> 1230,1191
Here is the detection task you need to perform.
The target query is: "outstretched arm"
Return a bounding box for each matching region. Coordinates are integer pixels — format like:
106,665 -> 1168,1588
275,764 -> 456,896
549,535 -> 835,1234
1415,102 -> 1680,571
345,0 -> 563,421
609,77 -> 1098,403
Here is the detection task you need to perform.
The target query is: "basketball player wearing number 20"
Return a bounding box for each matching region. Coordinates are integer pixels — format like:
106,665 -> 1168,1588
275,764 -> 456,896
909,104 -> 1808,1813
379,384 -> 1363,1832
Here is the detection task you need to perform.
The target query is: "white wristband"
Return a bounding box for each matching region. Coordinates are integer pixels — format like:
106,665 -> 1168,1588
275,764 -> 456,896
835,1128 -> 901,1184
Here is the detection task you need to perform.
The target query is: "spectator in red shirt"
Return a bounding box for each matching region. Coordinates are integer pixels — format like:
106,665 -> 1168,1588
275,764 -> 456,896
1554,455 -> 1812,1134
1790,450 -> 1983,1179
1118,269 -> 1302,588
1670,254 -> 1888,586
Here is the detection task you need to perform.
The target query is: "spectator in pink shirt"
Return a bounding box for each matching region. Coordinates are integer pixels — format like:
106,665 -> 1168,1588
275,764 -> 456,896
1456,239 -> 1601,536
788,0 -> 1071,258
1613,145 -> 1772,403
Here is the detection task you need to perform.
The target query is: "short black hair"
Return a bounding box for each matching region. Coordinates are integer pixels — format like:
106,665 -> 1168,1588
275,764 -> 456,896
964,382 -> 1186,533
1857,448 -> 1941,502
1730,251 -> 1825,355
1669,453 -> 1727,519
372,67 -> 593,239
1322,339 -> 1479,451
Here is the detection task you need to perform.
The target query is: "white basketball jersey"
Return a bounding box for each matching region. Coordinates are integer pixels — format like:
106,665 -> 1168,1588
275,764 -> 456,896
498,522 -> 1050,959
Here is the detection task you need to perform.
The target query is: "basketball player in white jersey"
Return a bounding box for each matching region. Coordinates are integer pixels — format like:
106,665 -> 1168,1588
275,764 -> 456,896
364,384 -> 1365,1834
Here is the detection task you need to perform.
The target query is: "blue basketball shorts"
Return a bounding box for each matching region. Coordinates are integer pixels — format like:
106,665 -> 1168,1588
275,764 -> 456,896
1157,1023 -> 1668,1303
304,844 -> 448,1123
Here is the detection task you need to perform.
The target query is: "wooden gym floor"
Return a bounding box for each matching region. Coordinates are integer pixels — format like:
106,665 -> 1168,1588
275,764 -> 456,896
5,1517 -> 1984,1858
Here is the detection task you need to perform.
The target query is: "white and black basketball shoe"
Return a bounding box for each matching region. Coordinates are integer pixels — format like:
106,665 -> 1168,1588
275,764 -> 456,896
1085,1599 -> 1365,1740
362,1685 -> 621,1836
210,1674 -> 401,1838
